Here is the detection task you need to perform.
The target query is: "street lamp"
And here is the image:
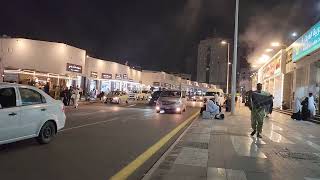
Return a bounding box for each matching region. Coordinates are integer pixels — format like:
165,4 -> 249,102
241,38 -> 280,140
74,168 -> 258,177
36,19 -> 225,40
291,32 -> 298,37
221,40 -> 230,94
231,0 -> 239,115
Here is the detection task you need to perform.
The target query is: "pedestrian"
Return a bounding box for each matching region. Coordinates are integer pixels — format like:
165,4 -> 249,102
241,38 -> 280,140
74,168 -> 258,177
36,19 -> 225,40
67,86 -> 73,106
206,98 -> 220,116
308,93 -> 316,118
291,96 -> 302,120
225,95 -> 231,112
74,87 -> 80,108
301,97 -> 310,120
249,83 -> 273,138
62,87 -> 69,106
44,82 -> 50,94
200,98 -> 208,115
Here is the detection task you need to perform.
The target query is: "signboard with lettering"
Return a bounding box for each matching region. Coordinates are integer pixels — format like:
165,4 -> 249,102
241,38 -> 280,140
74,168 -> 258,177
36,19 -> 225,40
115,74 -> 122,80
101,73 -> 112,79
90,71 -> 98,78
293,20 -> 320,62
128,78 -> 134,82
123,74 -> 128,79
66,63 -> 82,73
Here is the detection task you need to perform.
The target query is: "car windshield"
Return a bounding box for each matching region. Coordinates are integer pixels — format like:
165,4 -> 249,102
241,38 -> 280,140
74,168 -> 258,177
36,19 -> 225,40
205,92 -> 218,96
151,91 -> 162,97
161,91 -> 181,97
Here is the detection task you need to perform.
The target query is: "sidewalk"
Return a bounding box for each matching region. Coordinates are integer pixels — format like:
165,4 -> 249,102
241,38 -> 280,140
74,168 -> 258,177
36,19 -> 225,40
143,106 -> 320,180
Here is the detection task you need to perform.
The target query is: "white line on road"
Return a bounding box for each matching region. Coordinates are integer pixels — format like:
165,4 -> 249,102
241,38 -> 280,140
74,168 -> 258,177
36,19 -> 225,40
60,117 -> 119,132
127,104 -> 137,107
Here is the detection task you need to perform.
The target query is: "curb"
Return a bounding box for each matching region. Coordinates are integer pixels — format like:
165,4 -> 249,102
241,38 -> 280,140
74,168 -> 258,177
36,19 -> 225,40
110,111 -> 199,180
141,114 -> 199,180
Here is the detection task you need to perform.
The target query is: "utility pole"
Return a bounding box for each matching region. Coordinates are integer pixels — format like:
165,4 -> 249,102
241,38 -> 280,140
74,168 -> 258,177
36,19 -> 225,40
231,0 -> 239,115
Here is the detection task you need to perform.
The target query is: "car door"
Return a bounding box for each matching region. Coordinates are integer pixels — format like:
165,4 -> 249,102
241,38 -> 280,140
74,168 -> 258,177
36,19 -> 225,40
18,87 -> 48,138
0,87 -> 21,143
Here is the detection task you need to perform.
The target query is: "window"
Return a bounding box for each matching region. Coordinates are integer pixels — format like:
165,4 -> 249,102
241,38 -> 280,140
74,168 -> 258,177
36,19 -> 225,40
0,88 -> 16,109
19,88 -> 46,106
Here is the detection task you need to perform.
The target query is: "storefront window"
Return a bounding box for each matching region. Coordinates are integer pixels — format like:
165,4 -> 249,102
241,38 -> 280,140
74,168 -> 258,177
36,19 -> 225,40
101,81 -> 110,93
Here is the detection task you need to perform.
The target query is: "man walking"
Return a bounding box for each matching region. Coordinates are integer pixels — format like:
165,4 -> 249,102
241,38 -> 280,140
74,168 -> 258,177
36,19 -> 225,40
249,83 -> 273,138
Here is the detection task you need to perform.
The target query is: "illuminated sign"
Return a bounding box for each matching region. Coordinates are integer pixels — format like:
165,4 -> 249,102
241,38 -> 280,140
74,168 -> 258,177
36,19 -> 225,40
66,63 -> 82,73
115,74 -> 122,79
101,73 -> 112,79
90,71 -> 98,78
292,21 -> 320,62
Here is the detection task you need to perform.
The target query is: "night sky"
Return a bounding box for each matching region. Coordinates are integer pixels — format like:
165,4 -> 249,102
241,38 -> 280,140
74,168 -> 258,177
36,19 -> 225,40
1,0 -> 319,79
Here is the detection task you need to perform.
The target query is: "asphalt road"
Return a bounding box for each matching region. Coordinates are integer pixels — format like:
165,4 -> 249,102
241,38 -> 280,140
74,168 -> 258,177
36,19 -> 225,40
0,101 -> 200,180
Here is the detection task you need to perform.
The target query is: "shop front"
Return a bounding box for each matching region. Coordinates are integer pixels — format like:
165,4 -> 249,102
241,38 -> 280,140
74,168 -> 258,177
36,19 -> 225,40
292,20 -> 320,111
0,38 -> 86,98
258,51 -> 285,108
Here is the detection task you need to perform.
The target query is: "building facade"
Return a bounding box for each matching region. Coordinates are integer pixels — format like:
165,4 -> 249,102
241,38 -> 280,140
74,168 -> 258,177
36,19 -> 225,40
197,37 -> 228,91
0,38 -> 86,92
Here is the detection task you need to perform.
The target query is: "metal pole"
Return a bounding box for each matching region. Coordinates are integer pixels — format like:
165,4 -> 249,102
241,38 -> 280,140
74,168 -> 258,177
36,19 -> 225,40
231,0 -> 239,115
226,43 -> 230,94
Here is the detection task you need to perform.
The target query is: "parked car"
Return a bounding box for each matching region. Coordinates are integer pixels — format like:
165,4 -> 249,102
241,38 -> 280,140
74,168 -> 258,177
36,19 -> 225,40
156,90 -> 187,114
128,91 -> 138,100
190,94 -> 204,102
204,88 -> 224,101
136,90 -> 151,100
0,83 -> 66,145
148,91 -> 162,105
105,91 -> 129,104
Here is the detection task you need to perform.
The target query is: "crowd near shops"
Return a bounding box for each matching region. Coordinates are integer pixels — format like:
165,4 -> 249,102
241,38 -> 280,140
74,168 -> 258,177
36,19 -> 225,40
0,37 -> 218,105
252,20 -> 320,118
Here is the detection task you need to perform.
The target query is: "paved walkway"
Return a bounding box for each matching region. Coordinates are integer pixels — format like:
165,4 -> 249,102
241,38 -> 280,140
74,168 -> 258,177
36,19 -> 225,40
143,105 -> 320,180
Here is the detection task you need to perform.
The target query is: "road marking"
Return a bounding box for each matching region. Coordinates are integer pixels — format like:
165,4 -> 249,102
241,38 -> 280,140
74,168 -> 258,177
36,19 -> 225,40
127,104 -> 137,107
110,111 -> 199,180
60,117 -> 119,132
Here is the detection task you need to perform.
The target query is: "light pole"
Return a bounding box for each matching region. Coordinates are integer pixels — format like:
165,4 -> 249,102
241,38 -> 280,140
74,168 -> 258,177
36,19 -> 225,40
231,0 -> 239,115
221,41 -> 230,94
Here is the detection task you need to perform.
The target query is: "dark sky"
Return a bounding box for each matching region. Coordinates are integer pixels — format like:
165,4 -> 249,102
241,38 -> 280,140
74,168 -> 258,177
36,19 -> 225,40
1,0 -> 319,77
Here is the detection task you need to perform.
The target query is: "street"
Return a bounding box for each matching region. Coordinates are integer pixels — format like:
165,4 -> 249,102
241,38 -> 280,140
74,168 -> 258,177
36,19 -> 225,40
0,102 -> 200,180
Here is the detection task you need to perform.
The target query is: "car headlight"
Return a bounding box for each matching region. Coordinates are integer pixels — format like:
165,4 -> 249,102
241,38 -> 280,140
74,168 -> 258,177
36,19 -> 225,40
192,96 -> 196,99
113,97 -> 119,101
200,96 -> 203,100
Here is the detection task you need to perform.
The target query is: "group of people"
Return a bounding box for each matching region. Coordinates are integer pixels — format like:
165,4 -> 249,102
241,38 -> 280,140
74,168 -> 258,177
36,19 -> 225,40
59,86 -> 81,108
200,96 -> 223,119
292,93 -> 317,121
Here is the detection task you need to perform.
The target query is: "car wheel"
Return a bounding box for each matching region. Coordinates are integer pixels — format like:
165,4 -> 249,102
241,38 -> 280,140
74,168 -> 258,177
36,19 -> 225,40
156,110 -> 160,113
118,99 -> 121,104
126,100 -> 128,104
36,121 -> 56,144
183,107 -> 186,112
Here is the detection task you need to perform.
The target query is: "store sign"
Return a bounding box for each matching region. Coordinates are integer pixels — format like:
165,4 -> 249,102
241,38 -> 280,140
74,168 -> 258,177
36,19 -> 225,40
293,21 -> 320,62
128,78 -> 134,82
90,71 -> 98,78
123,74 -> 128,79
115,74 -> 122,79
66,63 -> 82,73
101,73 -> 112,79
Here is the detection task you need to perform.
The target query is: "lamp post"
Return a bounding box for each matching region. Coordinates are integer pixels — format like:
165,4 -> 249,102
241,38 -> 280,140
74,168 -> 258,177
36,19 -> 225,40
221,41 -> 230,94
231,0 -> 239,115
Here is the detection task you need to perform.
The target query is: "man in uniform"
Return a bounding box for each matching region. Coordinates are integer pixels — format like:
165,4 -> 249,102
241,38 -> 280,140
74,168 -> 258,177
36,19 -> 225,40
249,83 -> 273,138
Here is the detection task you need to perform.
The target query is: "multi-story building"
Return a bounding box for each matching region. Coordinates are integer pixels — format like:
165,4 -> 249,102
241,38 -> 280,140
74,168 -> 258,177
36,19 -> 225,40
197,37 -> 228,91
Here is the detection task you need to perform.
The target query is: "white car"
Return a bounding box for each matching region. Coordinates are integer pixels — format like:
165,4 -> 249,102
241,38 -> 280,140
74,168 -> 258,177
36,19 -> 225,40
156,90 -> 187,114
136,90 -> 151,100
0,83 -> 66,145
105,91 -> 129,104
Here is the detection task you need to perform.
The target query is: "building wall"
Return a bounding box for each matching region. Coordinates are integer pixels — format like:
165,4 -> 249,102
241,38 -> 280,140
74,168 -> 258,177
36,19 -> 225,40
0,38 -> 86,75
85,57 -> 141,83
197,38 -> 227,89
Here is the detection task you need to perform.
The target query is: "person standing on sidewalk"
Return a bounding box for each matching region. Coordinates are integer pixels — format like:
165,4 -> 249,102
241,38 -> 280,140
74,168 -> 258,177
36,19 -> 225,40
308,93 -> 316,118
249,83 -> 273,138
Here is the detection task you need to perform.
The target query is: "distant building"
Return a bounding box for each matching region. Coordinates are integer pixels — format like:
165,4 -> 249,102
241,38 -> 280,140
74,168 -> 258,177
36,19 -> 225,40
197,37 -> 228,91
239,68 -> 252,93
